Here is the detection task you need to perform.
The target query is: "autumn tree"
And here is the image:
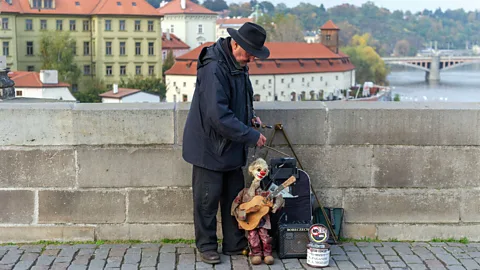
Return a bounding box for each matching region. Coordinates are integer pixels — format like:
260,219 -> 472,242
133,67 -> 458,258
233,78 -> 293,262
162,49 -> 175,79
258,14 -> 304,42
39,31 -> 81,87
394,40 -> 411,56
341,34 -> 389,85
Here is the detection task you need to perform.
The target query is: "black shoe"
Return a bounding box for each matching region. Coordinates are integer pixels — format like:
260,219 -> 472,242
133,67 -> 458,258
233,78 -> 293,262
223,247 -> 248,256
200,250 -> 221,264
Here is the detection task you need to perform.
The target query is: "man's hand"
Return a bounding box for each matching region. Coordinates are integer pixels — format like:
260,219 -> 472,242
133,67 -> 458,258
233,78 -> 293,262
252,116 -> 262,128
257,133 -> 266,147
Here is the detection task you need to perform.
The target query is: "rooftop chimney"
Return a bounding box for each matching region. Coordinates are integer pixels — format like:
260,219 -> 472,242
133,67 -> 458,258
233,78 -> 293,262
166,31 -> 171,40
180,0 -> 186,10
113,84 -> 118,94
39,70 -> 58,84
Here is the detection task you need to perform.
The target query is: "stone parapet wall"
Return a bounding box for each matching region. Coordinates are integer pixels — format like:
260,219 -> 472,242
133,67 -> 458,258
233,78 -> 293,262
1,102 -> 479,243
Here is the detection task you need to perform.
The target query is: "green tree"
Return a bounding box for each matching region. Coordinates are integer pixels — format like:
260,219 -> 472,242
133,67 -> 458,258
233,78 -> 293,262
162,49 -> 175,78
73,78 -> 107,103
341,34 -> 389,85
258,13 -> 304,42
39,31 -> 81,87
119,76 -> 167,100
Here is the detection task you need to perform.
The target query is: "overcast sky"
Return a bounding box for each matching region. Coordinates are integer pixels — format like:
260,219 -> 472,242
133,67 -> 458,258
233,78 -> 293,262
227,0 -> 477,13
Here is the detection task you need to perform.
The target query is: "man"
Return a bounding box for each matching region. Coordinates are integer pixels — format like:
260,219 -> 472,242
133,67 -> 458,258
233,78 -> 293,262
182,22 -> 270,264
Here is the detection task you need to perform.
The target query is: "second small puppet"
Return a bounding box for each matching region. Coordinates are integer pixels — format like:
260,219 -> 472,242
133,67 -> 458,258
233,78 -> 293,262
231,158 -> 285,265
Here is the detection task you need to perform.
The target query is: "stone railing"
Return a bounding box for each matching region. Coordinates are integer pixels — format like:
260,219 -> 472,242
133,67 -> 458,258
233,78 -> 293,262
1,102 -> 479,243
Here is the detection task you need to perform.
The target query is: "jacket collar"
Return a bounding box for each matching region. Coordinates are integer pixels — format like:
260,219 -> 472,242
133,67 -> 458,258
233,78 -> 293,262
218,37 -> 248,75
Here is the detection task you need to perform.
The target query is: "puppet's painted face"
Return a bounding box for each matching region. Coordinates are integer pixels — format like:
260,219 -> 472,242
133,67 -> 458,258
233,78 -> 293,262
248,158 -> 269,182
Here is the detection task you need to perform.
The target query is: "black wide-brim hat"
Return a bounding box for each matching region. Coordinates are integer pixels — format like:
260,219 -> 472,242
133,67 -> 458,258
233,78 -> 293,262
227,22 -> 270,59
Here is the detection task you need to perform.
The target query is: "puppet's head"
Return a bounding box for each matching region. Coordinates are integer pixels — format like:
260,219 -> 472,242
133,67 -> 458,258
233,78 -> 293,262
248,158 -> 269,183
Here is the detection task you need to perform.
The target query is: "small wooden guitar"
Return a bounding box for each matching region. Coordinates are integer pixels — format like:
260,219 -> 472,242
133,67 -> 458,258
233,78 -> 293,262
237,176 -> 296,231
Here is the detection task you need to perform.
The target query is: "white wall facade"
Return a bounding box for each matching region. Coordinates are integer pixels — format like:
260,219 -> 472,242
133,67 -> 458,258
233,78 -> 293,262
14,87 -> 76,101
165,70 -> 356,102
121,92 -> 160,103
162,14 -> 217,50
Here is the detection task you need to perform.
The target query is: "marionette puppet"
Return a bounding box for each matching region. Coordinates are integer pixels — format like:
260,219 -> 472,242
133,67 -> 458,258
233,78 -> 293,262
231,158 -> 292,265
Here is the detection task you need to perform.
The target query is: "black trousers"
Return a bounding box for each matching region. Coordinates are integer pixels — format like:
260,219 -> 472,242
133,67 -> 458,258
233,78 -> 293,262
192,165 -> 248,253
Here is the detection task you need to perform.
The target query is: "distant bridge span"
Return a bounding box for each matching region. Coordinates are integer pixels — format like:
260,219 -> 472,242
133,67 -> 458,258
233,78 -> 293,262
381,56 -> 480,81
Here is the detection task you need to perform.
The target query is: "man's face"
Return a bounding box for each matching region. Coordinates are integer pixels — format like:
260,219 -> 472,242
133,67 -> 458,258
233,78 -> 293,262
232,41 -> 256,67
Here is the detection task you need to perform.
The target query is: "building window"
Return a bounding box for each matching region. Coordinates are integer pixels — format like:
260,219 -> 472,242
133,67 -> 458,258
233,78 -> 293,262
281,78 -> 284,83
26,41 -> 34,56
326,35 -> 331,41
198,24 -> 203,34
148,21 -> 154,31
69,20 -> 76,31
105,20 -> 111,31
254,94 -> 261,101
16,90 -> 22,97
135,65 -> 141,75
302,77 -> 305,83
135,42 -> 141,55
119,42 -> 126,55
2,18 -> 8,29
182,94 -> 188,102
148,65 -> 154,75
183,82 -> 186,87
134,20 -> 141,31
105,42 -> 112,55
170,25 -> 174,33
2,42 -> 9,56
255,80 -> 258,85
311,76 -> 314,81
25,19 -> 33,31
40,20 -> 47,30
268,79 -> 272,84
27,65 -> 34,71
71,42 -> 76,55
44,0 -> 53,8
83,20 -> 89,31
32,0 -> 41,8
106,66 -> 112,76
56,20 -> 63,31
336,75 -> 339,80
320,76 -> 323,81
119,20 -> 125,31
83,41 -> 90,55
120,65 -> 126,76
84,65 -> 91,75
148,42 -> 154,55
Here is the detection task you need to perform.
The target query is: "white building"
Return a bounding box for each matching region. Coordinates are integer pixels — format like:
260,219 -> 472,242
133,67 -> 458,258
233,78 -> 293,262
165,21 -> 356,102
162,32 -> 190,60
8,70 -> 76,101
99,85 -> 160,103
216,18 -> 253,40
158,0 -> 217,50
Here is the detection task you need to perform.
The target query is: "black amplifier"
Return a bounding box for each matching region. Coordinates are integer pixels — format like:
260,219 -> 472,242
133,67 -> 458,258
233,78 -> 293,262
277,222 -> 311,259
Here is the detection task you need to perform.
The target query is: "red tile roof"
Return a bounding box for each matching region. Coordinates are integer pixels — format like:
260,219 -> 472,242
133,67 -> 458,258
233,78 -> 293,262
2,0 -> 159,16
1,0 -> 23,13
99,88 -> 140,99
157,0 -> 217,15
321,20 -> 339,30
167,42 -> 355,76
8,71 -> 70,88
217,18 -> 253,26
162,33 -> 190,50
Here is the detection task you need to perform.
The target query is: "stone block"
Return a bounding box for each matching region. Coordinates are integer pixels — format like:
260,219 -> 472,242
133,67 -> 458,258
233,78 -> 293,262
344,189 -> 460,223
312,188 -> 343,208
38,191 -> 125,223
325,102 -> 480,146
259,146 -> 372,188
0,148 -> 75,188
77,147 -> 191,188
176,102 -> 190,145
342,224 -> 377,239
72,103 -> 175,145
0,104 -> 74,146
95,224 -> 195,241
0,226 -> 93,243
127,189 -> 193,222
254,102 -> 327,145
0,190 -> 34,223
461,190 -> 480,222
373,146 -> 480,188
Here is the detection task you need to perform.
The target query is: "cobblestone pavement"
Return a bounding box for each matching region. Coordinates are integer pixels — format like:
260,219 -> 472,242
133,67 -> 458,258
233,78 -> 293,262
2,241 -> 480,270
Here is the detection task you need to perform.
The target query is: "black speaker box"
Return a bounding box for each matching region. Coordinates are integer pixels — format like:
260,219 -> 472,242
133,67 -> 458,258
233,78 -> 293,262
277,222 -> 311,259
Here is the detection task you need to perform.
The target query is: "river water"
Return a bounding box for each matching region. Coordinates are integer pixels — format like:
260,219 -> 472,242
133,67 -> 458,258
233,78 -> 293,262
389,67 -> 480,102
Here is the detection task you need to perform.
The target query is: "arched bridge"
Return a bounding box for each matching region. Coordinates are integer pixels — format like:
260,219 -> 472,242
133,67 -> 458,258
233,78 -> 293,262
381,55 -> 480,81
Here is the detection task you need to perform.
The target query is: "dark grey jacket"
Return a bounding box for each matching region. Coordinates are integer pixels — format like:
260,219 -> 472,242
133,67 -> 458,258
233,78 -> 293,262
182,37 -> 260,171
